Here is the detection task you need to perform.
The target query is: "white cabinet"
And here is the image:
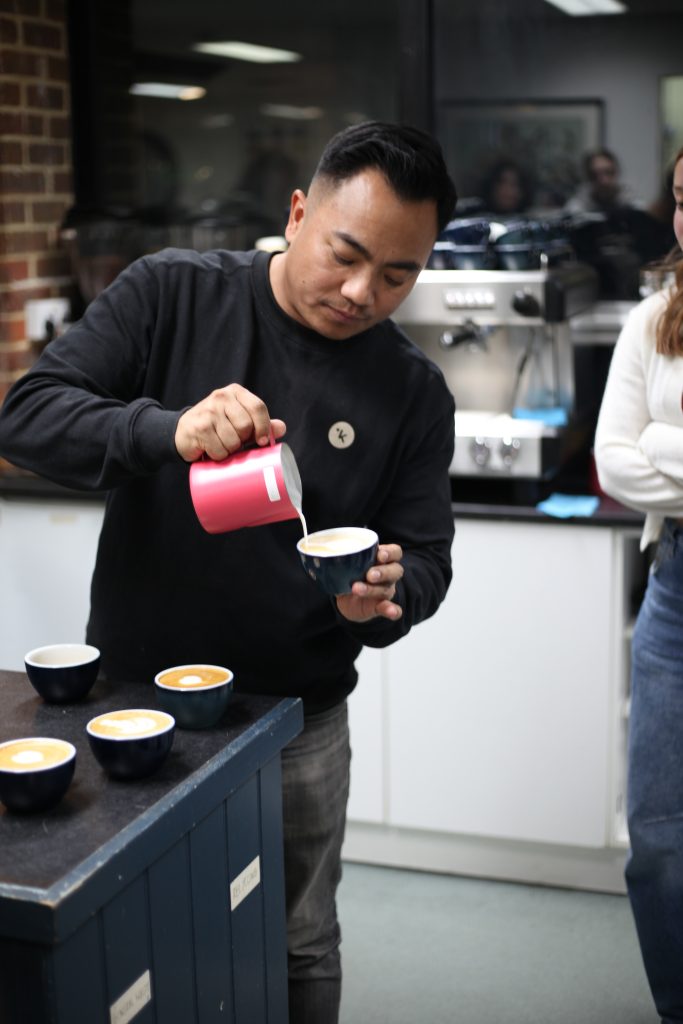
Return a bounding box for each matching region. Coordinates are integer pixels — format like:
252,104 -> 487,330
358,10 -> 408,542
0,497 -> 104,670
609,527 -> 649,848
388,520 -> 612,847
347,517 -> 646,891
347,646 -> 384,823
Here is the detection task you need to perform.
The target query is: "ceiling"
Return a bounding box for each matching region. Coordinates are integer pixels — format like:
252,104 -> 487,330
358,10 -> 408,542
479,0 -> 682,13
131,0 -> 682,57
434,0 -> 683,18
132,0 -> 397,50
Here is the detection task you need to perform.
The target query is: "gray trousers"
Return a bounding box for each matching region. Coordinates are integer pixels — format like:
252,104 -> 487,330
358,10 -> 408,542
281,701 -> 351,1024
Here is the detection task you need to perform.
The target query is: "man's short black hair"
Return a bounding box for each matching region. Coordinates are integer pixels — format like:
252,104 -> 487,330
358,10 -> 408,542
312,121 -> 457,234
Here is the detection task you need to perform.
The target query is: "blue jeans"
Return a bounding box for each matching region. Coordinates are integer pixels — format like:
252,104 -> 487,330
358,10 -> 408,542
628,520 -> 683,1022
281,701 -> 350,1024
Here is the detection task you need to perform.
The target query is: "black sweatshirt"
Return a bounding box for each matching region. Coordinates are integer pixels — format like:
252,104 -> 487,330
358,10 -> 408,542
0,249 -> 455,712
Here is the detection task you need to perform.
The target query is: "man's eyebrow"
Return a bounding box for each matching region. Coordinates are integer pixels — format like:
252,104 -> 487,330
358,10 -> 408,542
333,231 -> 422,272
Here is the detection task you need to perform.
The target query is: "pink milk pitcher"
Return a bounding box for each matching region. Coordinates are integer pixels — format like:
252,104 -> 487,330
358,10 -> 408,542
189,435 -> 302,534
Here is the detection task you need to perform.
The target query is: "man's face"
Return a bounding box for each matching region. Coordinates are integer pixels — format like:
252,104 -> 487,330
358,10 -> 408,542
492,168 -> 524,213
271,169 -> 438,340
589,155 -> 620,204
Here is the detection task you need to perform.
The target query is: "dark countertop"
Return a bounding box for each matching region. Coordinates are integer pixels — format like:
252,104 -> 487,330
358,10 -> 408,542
0,670 -> 302,941
448,453 -> 644,528
451,493 -> 642,528
452,499 -> 641,527
0,469 -> 106,502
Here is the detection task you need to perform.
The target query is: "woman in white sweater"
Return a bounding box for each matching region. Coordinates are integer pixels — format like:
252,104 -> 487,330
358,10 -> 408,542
595,145 -> 683,1024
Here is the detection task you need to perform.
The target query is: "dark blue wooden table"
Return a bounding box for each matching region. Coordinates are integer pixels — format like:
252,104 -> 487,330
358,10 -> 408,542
0,670 -> 302,1024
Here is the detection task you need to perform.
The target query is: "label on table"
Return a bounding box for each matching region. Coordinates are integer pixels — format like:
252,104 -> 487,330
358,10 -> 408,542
110,969 -> 152,1024
230,855 -> 261,910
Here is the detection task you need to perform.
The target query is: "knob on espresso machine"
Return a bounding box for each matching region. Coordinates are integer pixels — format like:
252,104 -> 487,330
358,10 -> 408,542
439,319 -> 479,348
439,318 -> 490,351
511,289 -> 541,318
470,437 -> 491,468
499,437 -> 521,468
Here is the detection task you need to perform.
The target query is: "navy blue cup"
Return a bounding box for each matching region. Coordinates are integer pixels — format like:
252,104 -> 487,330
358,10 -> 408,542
86,709 -> 175,780
24,643 -> 100,704
0,737 -> 76,812
297,527 -> 379,596
440,218 -> 491,246
154,665 -> 234,730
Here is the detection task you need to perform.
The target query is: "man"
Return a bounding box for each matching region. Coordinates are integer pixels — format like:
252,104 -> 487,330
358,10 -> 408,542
564,147 -> 638,215
0,121 -> 457,1023
565,147 -> 669,299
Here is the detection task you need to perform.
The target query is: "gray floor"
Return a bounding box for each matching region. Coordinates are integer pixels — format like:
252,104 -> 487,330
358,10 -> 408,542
337,862 -> 656,1024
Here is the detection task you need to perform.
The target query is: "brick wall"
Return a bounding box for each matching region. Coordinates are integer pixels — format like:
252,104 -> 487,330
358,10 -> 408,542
0,0 -> 73,403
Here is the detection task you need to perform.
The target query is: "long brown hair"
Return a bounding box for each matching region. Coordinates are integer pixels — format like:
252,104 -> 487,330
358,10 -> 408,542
656,146 -> 683,356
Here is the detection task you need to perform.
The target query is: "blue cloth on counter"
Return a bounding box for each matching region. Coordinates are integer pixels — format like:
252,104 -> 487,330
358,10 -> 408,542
536,493 -> 600,519
513,406 -> 568,427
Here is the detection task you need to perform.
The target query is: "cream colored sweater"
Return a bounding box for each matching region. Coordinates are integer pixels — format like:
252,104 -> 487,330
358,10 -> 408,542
594,288 -> 683,550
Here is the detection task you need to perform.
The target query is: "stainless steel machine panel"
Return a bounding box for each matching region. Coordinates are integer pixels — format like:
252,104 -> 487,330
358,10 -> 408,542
393,265 -> 598,479
395,265 -> 598,328
395,269 -> 549,327
451,412 -> 557,478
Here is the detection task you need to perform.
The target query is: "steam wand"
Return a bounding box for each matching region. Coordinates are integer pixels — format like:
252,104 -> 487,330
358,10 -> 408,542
507,328 -> 540,415
439,319 -> 495,352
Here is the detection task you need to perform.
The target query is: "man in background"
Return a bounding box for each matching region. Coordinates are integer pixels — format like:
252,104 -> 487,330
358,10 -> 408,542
565,147 -> 639,215
566,147 -> 670,298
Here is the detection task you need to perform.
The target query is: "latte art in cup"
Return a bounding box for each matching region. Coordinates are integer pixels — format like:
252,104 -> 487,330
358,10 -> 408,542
0,737 -> 75,772
156,665 -> 232,690
87,709 -> 173,739
154,664 -> 234,730
86,708 -> 175,781
298,532 -> 372,556
296,526 -> 380,596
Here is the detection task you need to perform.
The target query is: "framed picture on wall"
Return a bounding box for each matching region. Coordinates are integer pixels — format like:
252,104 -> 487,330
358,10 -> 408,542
437,98 -> 605,211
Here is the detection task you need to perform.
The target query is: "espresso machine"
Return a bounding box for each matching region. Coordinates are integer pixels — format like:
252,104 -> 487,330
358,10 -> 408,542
393,263 -> 598,480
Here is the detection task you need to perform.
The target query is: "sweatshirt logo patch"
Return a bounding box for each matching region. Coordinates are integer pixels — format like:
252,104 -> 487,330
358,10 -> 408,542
328,421 -> 355,449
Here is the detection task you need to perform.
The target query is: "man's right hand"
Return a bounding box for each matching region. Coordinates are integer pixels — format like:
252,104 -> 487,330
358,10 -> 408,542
175,383 -> 287,462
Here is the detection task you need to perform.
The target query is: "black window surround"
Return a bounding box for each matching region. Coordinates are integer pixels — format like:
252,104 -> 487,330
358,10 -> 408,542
66,0 -> 434,219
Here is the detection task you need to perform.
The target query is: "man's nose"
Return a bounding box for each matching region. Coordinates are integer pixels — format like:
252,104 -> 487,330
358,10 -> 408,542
341,268 -> 374,307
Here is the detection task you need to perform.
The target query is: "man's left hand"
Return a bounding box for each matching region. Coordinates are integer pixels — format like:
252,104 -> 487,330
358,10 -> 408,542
336,544 -> 404,623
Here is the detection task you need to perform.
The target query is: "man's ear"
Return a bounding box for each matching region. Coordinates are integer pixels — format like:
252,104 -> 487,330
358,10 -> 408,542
284,189 -> 307,243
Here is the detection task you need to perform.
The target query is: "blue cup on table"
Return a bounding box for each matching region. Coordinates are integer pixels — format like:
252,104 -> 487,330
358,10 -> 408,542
154,665 -> 234,729
24,643 -> 100,704
0,736 -> 76,812
86,709 -> 175,780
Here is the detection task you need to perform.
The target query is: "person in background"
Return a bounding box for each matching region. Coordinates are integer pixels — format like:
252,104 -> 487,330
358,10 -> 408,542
564,147 -> 639,216
594,143 -> 683,1024
234,127 -> 299,237
0,122 -> 457,1024
467,157 -> 535,220
566,147 -> 671,299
